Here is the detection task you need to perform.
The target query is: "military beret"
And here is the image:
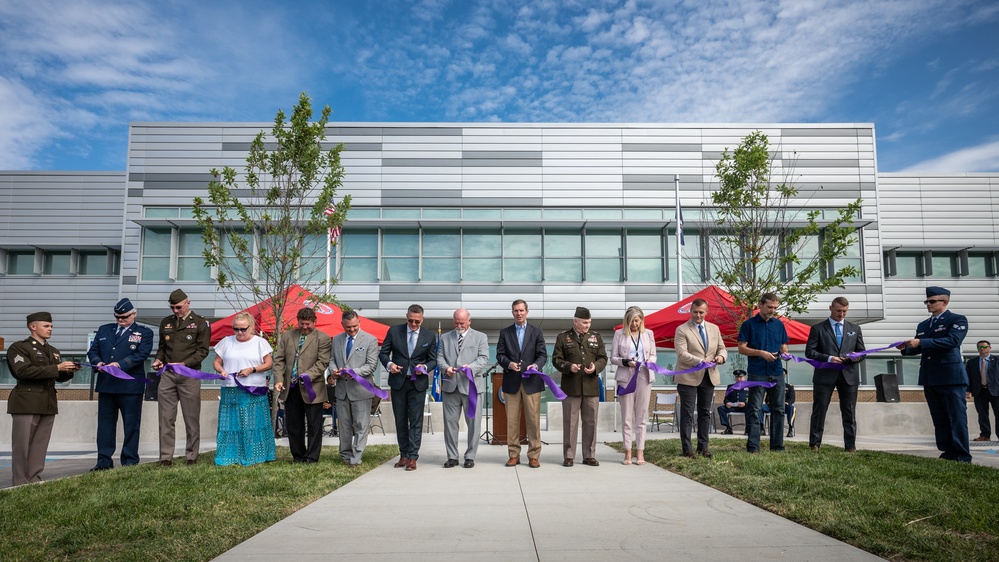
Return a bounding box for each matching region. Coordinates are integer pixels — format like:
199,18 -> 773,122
925,286 -> 950,298
26,311 -> 52,323
169,289 -> 188,305
574,306 -> 591,320
733,369 -> 747,378
114,298 -> 135,315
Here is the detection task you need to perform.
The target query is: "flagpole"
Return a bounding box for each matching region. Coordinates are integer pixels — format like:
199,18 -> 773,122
675,174 -> 683,302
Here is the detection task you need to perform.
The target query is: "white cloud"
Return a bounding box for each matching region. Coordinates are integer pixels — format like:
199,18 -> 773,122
901,139 -> 999,173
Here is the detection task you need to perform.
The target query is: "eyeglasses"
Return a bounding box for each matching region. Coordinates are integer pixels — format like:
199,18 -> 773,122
923,299 -> 943,305
232,327 -> 249,333
114,313 -> 134,320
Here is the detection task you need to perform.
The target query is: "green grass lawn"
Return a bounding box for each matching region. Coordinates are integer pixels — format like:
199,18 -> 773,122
615,439 -> 999,561
0,445 -> 398,562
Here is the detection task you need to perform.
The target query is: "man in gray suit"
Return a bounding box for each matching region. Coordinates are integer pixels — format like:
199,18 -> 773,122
805,296 -> 865,452
330,310 -> 381,467
439,308 -> 490,468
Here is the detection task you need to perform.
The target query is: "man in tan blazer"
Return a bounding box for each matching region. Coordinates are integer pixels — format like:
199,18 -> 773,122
273,307 -> 332,463
674,298 -> 727,458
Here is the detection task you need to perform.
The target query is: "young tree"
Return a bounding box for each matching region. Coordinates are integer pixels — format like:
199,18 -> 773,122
193,92 -> 351,342
707,130 -> 861,323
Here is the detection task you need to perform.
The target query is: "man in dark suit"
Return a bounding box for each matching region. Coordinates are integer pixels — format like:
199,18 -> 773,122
805,297 -> 865,452
87,298 -> 154,470
6,312 -> 80,485
717,370 -> 749,434
379,304 -> 437,471
496,299 -> 547,468
966,340 -> 999,441
899,286 -> 971,462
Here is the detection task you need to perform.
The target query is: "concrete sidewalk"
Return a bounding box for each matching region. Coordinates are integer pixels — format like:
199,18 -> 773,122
214,430 -> 883,562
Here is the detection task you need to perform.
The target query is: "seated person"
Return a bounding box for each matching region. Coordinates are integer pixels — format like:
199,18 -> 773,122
717,370 -> 749,434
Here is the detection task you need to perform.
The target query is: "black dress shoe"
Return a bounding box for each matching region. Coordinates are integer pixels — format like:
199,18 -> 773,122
787,429 -> 795,438
443,459 -> 459,468
463,459 -> 474,468
682,452 -> 697,459
186,459 -> 198,466
563,458 -> 574,467
698,449 -> 713,459
160,460 -> 173,467
90,465 -> 112,472
722,427 -> 733,435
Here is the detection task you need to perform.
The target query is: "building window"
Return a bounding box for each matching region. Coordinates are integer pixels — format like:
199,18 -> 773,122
966,252 -> 996,277
42,251 -> 72,275
177,229 -> 211,281
422,228 -> 461,282
141,228 -> 172,281
683,230 -> 705,283
340,228 -> 378,282
834,233 -> 864,282
297,234 -> 329,285
220,231 -> 254,281
544,229 -> 582,282
584,229 -> 623,282
626,229 -> 664,282
503,229 -> 542,282
462,229 -> 501,282
79,250 -> 109,275
6,250 -> 36,275
381,229 -> 419,282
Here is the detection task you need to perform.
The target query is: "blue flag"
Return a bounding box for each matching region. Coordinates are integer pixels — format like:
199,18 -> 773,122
430,331 -> 442,402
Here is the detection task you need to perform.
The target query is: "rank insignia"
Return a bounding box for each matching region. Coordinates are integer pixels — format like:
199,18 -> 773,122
13,355 -> 24,364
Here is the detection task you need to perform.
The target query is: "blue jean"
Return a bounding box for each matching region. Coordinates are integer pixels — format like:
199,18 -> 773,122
746,377 -> 785,452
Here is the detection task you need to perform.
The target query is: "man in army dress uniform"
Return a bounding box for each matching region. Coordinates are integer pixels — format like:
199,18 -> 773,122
553,306 -> 608,467
87,298 -> 154,470
6,312 -> 80,485
150,289 -> 211,466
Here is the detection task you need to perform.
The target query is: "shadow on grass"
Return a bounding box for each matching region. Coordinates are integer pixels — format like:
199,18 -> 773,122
608,438 -> 999,562
0,444 -> 398,562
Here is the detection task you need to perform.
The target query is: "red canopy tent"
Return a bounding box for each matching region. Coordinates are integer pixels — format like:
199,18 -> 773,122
638,285 -> 811,348
210,284 -> 389,345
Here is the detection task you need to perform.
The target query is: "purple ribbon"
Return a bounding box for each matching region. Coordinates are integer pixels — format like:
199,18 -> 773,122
290,373 -> 317,402
83,363 -> 154,384
522,367 -> 567,401
618,360 -> 717,396
341,368 -> 390,400
410,364 -> 429,381
728,380 -> 778,391
155,364 -> 268,395
847,341 -> 905,361
780,353 -> 847,370
458,366 -> 480,419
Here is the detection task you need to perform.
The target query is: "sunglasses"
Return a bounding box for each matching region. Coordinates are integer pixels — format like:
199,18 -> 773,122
232,327 -> 250,333
170,304 -> 186,310
114,313 -> 134,319
923,299 -> 943,305
978,345 -> 990,349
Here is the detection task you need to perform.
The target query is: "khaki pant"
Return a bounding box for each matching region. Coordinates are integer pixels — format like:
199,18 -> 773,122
11,413 -> 55,486
563,395 -> 599,460
157,371 -> 202,462
504,387 -> 541,460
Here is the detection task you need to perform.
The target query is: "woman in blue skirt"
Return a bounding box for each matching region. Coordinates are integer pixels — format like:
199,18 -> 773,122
213,313 -> 276,466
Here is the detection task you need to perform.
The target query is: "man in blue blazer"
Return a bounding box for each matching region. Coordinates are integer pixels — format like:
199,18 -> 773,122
805,297 -> 865,452
965,340 -> 999,441
379,304 -> 437,471
496,299 -> 547,468
899,286 -> 971,462
86,298 -> 154,470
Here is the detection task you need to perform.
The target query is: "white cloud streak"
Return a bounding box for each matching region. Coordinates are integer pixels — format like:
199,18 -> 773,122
900,138 -> 999,173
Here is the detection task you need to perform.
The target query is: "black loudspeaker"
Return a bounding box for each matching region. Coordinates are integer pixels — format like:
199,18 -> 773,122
874,374 -> 900,403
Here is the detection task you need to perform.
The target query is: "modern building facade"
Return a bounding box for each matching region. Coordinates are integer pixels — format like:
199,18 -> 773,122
2,122 -> 998,391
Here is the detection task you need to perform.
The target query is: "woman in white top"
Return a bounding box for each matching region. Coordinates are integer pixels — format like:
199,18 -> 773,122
213,312 -> 275,466
610,306 -> 657,465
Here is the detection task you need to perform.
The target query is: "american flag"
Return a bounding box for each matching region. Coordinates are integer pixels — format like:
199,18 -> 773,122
324,204 -> 341,243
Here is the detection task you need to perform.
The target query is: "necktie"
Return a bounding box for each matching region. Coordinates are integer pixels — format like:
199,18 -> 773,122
982,357 -> 988,387
292,334 -> 305,375
698,324 -> 708,352
834,322 -> 843,347
408,330 -> 417,356
457,332 -> 464,354
346,336 -> 354,358
116,327 -> 123,338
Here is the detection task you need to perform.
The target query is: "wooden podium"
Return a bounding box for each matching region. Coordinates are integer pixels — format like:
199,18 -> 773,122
491,373 -> 527,445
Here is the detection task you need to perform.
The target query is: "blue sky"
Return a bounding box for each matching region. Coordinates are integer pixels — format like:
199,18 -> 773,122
1,0 -> 997,173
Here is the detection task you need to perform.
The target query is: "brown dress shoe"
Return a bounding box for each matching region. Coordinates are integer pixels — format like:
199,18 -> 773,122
810,445 -> 820,451
394,457 -> 409,468
563,458 -> 574,467
845,448 -> 857,453
681,452 -> 697,459
698,449 -> 713,459
582,458 -> 599,466
405,458 -> 417,471
974,436 -> 991,442
528,458 -> 540,468
160,460 -> 173,467
186,459 -> 197,466
505,457 -> 521,467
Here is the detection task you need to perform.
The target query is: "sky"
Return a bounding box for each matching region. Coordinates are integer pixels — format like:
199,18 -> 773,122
1,0 -> 997,173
